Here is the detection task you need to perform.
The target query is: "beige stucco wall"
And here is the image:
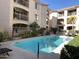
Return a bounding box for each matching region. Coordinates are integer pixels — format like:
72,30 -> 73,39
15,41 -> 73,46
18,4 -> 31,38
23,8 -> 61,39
0,0 -> 13,34
29,0 -> 37,24
49,12 -> 58,28
37,4 -> 48,28
29,0 -> 49,28
0,0 -> 49,35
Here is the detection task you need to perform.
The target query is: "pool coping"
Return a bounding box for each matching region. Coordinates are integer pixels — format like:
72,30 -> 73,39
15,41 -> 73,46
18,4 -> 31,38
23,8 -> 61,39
1,35 -> 73,55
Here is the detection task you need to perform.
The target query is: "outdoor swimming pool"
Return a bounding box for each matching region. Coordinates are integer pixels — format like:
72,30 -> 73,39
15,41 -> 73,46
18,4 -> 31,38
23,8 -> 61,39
14,35 -> 65,54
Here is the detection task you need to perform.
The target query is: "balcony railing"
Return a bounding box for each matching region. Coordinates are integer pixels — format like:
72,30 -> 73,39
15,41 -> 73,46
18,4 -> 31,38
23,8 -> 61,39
58,14 -> 64,17
14,13 -> 28,21
14,0 -> 29,7
57,22 -> 64,25
68,12 -> 76,16
57,19 -> 64,25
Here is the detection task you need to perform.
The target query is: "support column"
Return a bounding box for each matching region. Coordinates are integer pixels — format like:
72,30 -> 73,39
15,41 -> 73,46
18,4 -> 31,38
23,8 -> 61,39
64,10 -> 68,30
75,7 -> 79,30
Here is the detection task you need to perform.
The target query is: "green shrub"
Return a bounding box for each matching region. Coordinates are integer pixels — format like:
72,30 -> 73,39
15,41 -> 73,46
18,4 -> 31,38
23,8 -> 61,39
29,22 -> 40,31
60,45 -> 79,59
30,30 -> 38,37
60,47 -> 70,59
0,31 -> 12,42
60,36 -> 79,59
0,32 -> 4,42
3,31 -> 12,41
45,31 -> 50,35
38,28 -> 46,35
50,27 -> 57,34
19,30 -> 39,38
19,32 -> 31,38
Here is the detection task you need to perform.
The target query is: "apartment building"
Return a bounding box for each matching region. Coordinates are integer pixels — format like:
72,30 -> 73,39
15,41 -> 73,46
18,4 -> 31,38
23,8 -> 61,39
37,3 -> 49,28
49,6 -> 79,32
0,0 -> 49,36
49,10 -> 58,28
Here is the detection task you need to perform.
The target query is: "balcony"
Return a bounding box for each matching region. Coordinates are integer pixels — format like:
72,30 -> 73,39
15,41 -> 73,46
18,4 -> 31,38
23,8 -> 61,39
14,13 -> 28,21
57,19 -> 64,26
58,11 -> 64,17
14,0 -> 29,7
58,14 -> 64,17
68,12 -> 76,16
68,9 -> 76,16
13,7 -> 29,21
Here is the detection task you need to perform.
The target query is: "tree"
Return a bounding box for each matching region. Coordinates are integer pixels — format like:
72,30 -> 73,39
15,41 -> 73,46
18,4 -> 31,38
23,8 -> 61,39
67,16 -> 76,24
67,16 -> 76,35
29,22 -> 40,31
67,16 -> 76,31
29,22 -> 40,36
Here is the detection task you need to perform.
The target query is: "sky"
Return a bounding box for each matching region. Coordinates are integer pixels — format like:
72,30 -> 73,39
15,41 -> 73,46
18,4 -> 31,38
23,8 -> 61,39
40,0 -> 79,10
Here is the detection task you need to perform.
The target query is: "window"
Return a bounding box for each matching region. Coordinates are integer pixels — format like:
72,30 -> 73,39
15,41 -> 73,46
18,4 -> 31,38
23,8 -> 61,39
13,7 -> 29,21
14,0 -> 29,7
35,2 -> 38,9
67,26 -> 75,30
35,14 -> 38,21
46,18 -> 48,24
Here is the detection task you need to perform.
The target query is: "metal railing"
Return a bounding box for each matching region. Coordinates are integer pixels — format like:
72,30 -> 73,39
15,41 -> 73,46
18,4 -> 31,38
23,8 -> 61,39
14,13 -> 28,21
58,14 -> 64,17
68,12 -> 76,16
14,0 -> 29,7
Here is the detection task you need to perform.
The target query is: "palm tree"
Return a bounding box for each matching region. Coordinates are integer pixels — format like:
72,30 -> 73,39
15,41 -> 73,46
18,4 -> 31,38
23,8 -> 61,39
67,16 -> 76,34
67,16 -> 76,24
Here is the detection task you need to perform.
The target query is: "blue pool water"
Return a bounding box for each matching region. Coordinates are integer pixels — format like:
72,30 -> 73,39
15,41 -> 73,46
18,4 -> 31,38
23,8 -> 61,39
15,35 -> 64,54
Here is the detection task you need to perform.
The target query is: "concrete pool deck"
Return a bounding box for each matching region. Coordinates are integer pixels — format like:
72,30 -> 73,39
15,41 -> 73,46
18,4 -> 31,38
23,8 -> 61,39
0,36 -> 73,59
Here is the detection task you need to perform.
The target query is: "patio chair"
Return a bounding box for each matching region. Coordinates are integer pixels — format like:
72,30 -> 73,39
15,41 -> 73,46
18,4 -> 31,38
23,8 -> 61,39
0,48 -> 12,56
